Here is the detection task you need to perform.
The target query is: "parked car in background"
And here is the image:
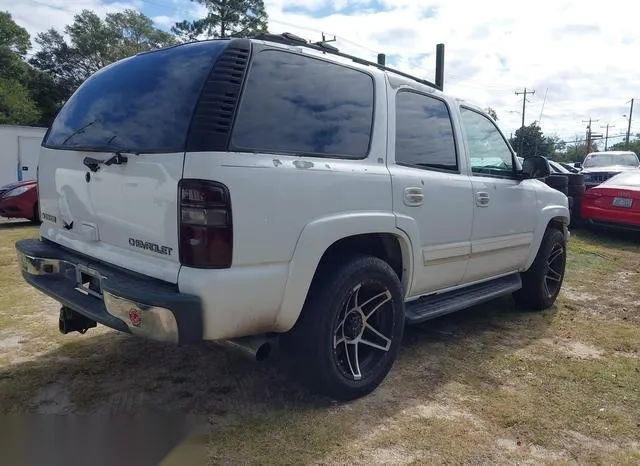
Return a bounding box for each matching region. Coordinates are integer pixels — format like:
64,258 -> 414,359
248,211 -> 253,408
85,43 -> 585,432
558,161 -> 581,173
580,170 -> 640,230
574,151 -> 640,189
0,179 -> 39,223
518,156 -> 585,222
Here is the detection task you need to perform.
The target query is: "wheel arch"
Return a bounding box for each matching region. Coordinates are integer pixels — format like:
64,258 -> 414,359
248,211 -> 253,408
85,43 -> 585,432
273,212 -> 414,333
522,206 -> 570,271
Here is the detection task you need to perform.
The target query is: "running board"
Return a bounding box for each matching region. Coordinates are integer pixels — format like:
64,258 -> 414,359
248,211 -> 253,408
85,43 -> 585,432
405,273 -> 522,324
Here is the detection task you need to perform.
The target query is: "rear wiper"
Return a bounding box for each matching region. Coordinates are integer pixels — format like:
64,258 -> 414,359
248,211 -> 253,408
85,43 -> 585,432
62,119 -> 97,145
104,152 -> 129,166
82,151 -> 134,172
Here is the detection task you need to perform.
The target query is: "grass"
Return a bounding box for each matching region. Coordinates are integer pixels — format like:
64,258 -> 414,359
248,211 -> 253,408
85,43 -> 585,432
0,220 -> 639,464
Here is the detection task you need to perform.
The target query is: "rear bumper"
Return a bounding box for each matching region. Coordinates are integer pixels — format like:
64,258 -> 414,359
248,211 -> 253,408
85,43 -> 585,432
15,238 -> 203,344
586,218 -> 640,232
581,204 -> 640,230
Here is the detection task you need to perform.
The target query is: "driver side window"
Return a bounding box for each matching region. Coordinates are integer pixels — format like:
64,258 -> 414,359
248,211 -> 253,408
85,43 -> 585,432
460,107 -> 515,177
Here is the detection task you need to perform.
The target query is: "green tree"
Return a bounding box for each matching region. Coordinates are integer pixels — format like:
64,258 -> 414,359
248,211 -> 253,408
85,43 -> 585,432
0,11 -> 29,66
106,10 -> 178,57
609,134 -> 640,154
485,107 -> 498,121
508,122 -> 556,157
556,143 -> 589,163
29,9 -> 176,124
0,78 -> 40,124
172,0 -> 268,41
24,69 -> 67,126
0,11 -> 40,124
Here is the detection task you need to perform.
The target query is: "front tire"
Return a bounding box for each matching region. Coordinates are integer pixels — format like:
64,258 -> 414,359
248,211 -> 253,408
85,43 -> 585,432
284,255 -> 405,401
514,227 -> 567,310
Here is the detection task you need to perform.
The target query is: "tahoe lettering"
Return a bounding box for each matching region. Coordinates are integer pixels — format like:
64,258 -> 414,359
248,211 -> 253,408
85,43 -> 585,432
128,238 -> 173,256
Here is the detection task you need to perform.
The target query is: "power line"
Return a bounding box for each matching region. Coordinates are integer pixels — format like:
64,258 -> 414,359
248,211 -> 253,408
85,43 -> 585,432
538,88 -> 549,124
25,0 -> 71,12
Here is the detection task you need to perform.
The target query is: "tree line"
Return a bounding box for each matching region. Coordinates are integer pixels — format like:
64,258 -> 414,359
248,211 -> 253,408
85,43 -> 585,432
509,121 -> 640,163
1,0 -> 268,127
1,2 -> 638,160
488,109 -> 639,162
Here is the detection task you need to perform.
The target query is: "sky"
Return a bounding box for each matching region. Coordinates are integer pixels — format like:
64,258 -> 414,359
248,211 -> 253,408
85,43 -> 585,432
3,0 -> 640,146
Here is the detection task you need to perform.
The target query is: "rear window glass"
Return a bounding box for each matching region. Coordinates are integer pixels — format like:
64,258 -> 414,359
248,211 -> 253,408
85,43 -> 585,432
583,153 -> 639,168
44,41 -> 228,153
230,49 -> 375,159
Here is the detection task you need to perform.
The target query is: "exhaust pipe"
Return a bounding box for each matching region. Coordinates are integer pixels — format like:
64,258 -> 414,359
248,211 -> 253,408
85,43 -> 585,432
219,335 -> 273,362
59,306 -> 97,335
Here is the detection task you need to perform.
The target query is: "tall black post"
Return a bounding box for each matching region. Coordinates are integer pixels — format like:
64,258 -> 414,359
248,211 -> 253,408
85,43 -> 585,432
435,43 -> 445,91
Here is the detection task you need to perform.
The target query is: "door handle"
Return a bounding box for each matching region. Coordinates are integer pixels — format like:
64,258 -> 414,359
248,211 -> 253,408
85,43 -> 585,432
476,191 -> 490,207
403,187 -> 424,206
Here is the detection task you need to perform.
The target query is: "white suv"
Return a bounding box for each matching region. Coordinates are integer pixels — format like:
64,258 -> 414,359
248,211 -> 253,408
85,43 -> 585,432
16,33 -> 569,400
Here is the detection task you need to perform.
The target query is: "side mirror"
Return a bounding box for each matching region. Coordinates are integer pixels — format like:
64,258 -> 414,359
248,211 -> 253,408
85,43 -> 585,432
574,162 -> 583,168
520,155 -> 551,179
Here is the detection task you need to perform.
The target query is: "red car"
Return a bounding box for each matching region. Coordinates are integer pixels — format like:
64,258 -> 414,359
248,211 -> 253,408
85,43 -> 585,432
581,170 -> 640,230
0,179 -> 39,222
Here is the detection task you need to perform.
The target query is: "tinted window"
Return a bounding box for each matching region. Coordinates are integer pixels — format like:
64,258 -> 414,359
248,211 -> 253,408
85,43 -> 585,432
460,107 -> 514,177
45,41 -> 227,153
395,91 -> 458,171
231,50 -> 374,158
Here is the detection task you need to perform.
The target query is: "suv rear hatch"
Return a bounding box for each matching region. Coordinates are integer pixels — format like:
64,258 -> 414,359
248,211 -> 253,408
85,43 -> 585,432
38,40 -> 229,283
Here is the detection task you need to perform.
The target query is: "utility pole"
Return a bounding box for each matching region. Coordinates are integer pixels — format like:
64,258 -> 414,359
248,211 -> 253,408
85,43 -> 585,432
625,98 -> 634,150
600,124 -> 615,151
583,118 -> 599,155
515,88 -> 535,155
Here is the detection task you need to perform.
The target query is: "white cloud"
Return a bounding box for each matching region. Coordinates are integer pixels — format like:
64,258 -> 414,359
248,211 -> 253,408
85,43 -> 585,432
4,0 -> 640,142
264,0 -> 640,141
151,15 -> 175,28
0,0 -> 143,40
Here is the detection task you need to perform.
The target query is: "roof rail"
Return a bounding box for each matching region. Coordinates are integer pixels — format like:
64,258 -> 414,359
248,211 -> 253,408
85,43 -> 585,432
253,32 -> 444,91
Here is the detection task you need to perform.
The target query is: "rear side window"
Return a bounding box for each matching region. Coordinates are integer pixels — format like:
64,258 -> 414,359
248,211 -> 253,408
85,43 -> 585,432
44,41 -> 228,153
394,90 -> 458,171
230,50 -> 374,158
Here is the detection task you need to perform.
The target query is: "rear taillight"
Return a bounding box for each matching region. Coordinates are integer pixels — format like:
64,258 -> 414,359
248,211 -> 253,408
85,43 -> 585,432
178,179 -> 232,268
583,191 -> 602,200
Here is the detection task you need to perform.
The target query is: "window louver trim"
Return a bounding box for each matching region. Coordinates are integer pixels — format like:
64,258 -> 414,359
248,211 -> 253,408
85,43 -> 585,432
186,39 -> 252,152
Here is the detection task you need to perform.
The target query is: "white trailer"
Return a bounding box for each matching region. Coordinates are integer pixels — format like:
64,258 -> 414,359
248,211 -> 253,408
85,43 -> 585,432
0,125 -> 47,187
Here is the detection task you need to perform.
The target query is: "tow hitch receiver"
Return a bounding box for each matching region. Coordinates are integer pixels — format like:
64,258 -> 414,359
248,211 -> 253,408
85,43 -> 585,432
59,306 -> 97,335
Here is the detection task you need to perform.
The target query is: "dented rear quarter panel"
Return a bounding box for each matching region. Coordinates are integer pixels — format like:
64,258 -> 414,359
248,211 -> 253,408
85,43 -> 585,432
180,151 -> 395,339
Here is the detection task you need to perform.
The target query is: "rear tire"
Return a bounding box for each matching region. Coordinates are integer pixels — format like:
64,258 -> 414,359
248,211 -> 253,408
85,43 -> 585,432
283,255 -> 405,401
514,227 -> 566,310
